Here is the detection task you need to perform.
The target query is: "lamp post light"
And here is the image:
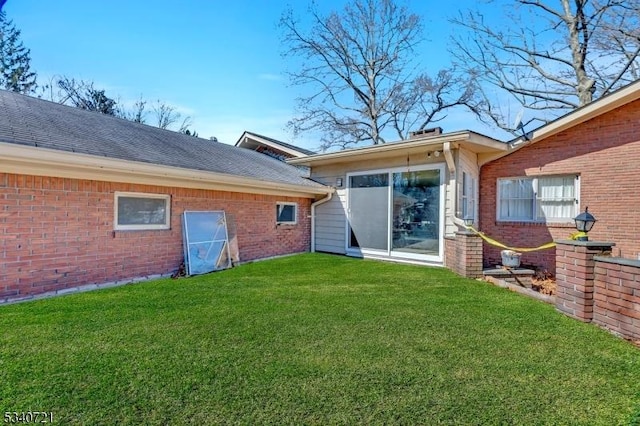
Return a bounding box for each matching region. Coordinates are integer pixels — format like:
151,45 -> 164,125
574,207 -> 597,241
463,215 -> 474,228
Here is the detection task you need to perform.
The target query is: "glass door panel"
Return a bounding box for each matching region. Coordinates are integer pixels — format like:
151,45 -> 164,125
391,170 -> 440,256
348,173 -> 389,251
182,211 -> 232,275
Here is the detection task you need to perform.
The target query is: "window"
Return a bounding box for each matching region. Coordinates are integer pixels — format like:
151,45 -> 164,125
461,172 -> 476,221
497,175 -> 578,222
276,202 -> 297,224
114,192 -> 171,230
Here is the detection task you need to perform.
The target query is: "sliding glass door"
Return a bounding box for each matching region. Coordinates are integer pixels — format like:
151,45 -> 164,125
347,165 -> 443,262
391,169 -> 440,257
348,173 -> 389,251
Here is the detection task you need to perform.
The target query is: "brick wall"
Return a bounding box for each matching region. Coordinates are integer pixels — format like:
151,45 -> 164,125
0,173 -> 312,300
444,232 -> 483,278
480,99 -> 640,274
555,241 -> 613,322
593,257 -> 640,341
444,237 -> 455,271
555,241 -> 640,343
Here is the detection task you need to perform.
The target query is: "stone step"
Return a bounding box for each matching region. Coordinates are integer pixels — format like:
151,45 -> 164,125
483,267 -> 535,288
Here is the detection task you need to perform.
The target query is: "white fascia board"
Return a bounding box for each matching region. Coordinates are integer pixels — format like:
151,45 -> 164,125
0,143 -> 331,198
288,131 -> 506,166
237,132 -> 309,158
234,131 -> 250,146
530,80 -> 640,142
479,81 -> 640,167
498,80 -> 640,159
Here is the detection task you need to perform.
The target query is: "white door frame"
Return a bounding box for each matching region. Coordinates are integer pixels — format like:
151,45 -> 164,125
345,163 -> 445,263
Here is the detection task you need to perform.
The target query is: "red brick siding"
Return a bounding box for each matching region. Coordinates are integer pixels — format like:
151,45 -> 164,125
444,237 -> 455,270
593,259 -> 640,341
0,173 -> 312,299
555,243 -> 604,322
444,233 -> 483,278
480,99 -> 640,273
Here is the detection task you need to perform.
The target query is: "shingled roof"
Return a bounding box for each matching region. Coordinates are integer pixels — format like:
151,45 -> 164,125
0,90 -> 326,191
236,131 -> 317,157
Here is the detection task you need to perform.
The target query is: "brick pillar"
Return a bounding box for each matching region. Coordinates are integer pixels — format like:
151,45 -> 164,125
555,240 -> 614,322
451,231 -> 483,278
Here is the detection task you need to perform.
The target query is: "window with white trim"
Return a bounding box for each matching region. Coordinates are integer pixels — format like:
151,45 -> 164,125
461,172 -> 476,221
114,192 -> 171,230
497,175 -> 578,222
276,202 -> 297,224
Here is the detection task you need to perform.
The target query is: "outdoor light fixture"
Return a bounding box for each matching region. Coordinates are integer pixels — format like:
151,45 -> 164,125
335,177 -> 343,187
434,150 -> 441,157
427,152 -> 432,159
574,207 -> 597,241
463,215 -> 474,227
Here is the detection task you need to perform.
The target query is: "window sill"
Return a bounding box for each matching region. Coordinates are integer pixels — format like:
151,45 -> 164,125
495,221 -> 574,228
113,227 -> 171,233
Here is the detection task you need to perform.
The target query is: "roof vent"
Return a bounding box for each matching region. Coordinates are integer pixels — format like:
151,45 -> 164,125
410,127 -> 442,138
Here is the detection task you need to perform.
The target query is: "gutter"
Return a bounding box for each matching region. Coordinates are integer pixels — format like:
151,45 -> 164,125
310,189 -> 335,252
287,131 -> 504,166
0,142 -> 332,198
479,79 -> 640,167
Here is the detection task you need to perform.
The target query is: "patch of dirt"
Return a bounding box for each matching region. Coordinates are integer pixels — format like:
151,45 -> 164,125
171,262 -> 187,279
531,270 -> 556,296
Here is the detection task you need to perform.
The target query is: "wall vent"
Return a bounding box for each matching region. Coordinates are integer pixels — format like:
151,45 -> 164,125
410,127 -> 443,138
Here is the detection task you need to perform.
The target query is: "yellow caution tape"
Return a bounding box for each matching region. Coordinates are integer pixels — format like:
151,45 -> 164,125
464,226 -> 556,253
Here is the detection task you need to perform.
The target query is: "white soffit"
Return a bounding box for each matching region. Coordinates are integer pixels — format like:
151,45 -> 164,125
288,131 -> 507,167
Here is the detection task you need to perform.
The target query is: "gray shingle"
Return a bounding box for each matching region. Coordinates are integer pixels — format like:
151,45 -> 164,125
243,131 -> 317,156
0,90 -> 325,189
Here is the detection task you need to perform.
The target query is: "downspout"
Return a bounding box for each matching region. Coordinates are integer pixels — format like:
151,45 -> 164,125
443,141 -> 455,174
444,142 -> 480,228
310,189 -> 335,253
443,142 -> 466,228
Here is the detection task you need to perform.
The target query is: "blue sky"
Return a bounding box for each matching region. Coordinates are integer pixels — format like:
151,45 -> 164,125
3,0 -> 509,150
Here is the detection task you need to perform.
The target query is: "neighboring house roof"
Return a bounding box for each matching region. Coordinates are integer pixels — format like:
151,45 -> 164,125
287,130 -> 507,167
481,78 -> 640,165
0,90 -> 330,197
235,131 -> 316,158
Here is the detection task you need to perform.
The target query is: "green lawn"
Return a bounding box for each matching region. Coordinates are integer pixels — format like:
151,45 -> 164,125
1,253 -> 639,425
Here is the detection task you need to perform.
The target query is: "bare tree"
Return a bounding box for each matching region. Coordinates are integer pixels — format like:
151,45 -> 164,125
152,100 -> 181,129
177,116 -> 192,133
280,0 -> 478,150
450,0 -> 640,132
42,75 -> 194,133
118,95 -> 147,124
55,77 -> 117,115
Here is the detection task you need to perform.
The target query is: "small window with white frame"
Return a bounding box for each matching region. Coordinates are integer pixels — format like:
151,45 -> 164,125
114,192 -> 171,230
497,175 -> 578,222
461,171 -> 476,222
276,202 -> 297,225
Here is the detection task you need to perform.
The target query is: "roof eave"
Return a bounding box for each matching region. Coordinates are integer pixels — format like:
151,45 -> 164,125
287,131 -> 506,167
0,142 -> 332,198
531,80 -> 640,142
481,79 -> 640,166
236,131 -> 310,158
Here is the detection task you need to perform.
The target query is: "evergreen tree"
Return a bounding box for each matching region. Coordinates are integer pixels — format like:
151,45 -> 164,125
0,11 -> 36,93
